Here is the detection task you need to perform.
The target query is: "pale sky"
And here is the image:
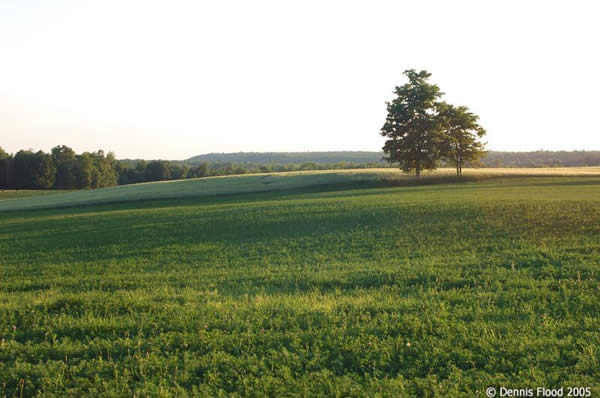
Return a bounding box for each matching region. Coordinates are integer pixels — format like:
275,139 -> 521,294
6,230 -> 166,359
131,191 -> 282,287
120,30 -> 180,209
1,0 -> 599,159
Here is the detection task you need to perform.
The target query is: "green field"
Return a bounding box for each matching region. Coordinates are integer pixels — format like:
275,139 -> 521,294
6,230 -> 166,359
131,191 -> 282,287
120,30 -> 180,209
1,171 -> 600,397
0,190 -> 65,201
3,167 -> 600,212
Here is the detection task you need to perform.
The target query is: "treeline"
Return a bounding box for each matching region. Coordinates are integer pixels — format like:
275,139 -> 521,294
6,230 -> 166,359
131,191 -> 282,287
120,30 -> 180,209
0,146 -> 118,190
122,159 -> 388,177
187,151 -> 600,168
0,146 -> 214,189
479,150 -> 600,168
0,145 -> 387,190
115,159 -> 387,185
3,145 -> 600,190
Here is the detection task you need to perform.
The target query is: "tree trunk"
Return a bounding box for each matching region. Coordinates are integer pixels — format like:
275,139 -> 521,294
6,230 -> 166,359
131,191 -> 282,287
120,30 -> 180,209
415,161 -> 421,177
456,154 -> 460,176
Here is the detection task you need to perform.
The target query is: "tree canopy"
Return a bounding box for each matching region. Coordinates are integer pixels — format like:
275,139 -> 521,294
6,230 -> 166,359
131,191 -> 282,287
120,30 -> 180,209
0,146 -> 119,190
438,103 -> 487,175
381,69 -> 486,176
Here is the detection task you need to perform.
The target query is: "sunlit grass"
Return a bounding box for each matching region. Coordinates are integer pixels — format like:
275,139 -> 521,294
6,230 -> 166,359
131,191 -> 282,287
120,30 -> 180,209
1,175 -> 600,396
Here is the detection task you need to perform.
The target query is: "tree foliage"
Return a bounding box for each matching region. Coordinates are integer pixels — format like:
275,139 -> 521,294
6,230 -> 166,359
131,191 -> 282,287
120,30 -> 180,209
0,146 -> 119,190
381,70 -> 444,176
31,151 -> 56,189
10,150 -> 56,189
0,146 -> 13,188
381,70 -> 487,176
438,103 -> 487,175
144,160 -> 172,182
52,145 -> 77,189
90,150 -> 118,188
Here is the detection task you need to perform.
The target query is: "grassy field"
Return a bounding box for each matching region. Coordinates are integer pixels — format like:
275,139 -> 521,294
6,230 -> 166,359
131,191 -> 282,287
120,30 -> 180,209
0,190 -> 65,201
2,167 -> 599,212
1,170 -> 600,397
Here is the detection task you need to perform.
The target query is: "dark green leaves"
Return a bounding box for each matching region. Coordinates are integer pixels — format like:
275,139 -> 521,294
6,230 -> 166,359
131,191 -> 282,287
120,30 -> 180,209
381,70 -> 486,176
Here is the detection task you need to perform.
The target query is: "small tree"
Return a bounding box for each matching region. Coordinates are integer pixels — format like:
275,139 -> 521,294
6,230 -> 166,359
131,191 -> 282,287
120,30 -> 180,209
381,70 -> 444,176
438,103 -> 487,176
169,164 -> 189,180
188,163 -> 209,178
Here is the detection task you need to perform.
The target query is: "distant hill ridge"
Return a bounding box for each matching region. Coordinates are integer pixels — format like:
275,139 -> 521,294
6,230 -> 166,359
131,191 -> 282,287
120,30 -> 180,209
185,151 -> 600,167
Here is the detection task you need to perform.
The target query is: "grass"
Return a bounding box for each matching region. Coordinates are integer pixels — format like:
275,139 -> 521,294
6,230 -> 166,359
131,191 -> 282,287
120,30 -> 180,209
0,171 -> 362,212
0,190 -> 65,201
1,171 -> 600,396
2,167 -> 600,212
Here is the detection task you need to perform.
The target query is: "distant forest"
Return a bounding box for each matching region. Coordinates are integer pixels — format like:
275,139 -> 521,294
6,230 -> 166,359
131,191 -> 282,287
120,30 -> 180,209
186,151 -> 385,165
1,146 -> 599,190
186,151 -> 600,168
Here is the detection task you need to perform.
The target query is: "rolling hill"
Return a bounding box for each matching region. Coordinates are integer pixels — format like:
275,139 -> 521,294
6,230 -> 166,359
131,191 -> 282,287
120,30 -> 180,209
2,167 -> 600,212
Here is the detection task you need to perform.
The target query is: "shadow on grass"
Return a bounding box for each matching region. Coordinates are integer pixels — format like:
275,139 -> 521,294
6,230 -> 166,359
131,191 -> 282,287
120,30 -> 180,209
0,172 -> 557,217
0,178 -> 450,217
2,196 -> 489,267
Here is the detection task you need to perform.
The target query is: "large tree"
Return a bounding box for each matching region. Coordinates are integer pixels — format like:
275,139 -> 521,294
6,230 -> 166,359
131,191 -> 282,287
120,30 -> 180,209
90,150 -> 118,188
31,151 -> 56,189
438,103 -> 487,176
381,69 -> 444,176
74,153 -> 93,188
13,150 -> 35,189
52,145 -> 76,189
14,150 -> 56,189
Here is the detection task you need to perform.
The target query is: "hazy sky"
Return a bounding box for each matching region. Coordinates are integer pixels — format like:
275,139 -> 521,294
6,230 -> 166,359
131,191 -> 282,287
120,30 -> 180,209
1,1 -> 599,159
